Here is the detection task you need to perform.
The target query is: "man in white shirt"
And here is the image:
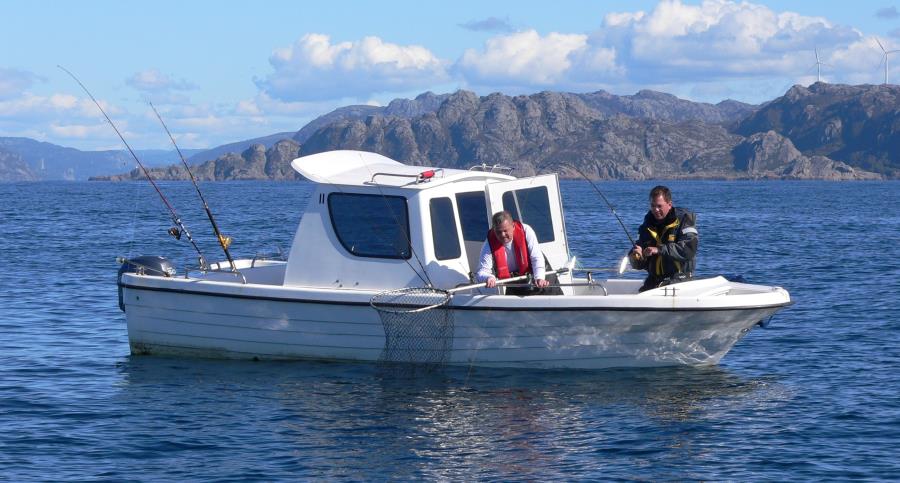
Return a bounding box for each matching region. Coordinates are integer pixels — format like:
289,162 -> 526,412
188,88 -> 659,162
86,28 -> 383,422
475,211 -> 550,295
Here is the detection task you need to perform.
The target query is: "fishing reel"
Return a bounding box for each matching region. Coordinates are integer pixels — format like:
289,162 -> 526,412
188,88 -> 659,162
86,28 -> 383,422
218,234 -> 232,249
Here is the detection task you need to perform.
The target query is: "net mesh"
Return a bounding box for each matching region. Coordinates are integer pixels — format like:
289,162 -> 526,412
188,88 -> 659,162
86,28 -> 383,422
370,287 -> 454,370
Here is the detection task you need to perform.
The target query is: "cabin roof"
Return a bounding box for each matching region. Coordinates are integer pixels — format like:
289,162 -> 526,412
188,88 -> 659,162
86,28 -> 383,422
291,150 -> 514,189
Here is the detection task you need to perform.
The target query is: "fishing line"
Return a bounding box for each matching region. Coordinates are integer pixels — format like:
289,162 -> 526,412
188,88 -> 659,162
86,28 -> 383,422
357,153 -> 433,288
148,101 -> 236,271
58,65 -> 208,268
569,165 -> 636,247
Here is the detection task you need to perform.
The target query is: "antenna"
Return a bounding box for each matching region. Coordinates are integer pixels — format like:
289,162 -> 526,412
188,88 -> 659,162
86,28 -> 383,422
876,37 -> 900,84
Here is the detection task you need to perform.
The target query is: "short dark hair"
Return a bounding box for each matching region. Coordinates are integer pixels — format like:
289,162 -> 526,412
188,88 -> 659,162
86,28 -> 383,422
492,211 -> 513,228
649,185 -> 672,203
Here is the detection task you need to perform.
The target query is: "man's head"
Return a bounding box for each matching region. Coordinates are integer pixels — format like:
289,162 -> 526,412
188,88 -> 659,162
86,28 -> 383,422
649,185 -> 673,221
491,211 -> 516,243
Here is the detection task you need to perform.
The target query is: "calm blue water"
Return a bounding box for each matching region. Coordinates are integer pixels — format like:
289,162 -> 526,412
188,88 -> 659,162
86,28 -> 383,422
1,180 -> 898,480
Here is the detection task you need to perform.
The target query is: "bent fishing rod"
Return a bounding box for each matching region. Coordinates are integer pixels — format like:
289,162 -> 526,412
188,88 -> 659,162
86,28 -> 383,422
58,66 -> 208,269
569,164 -> 643,269
148,101 -> 236,272
569,165 -> 636,247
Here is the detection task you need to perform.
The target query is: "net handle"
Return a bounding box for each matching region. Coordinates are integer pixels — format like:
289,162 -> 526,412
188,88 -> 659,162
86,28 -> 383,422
447,267 -> 569,294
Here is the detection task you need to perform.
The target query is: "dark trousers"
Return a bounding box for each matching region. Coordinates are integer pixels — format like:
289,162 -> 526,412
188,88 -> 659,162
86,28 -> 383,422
639,273 -> 692,293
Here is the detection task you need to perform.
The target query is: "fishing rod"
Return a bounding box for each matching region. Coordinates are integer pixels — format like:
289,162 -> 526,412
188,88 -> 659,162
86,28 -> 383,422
148,101 -> 236,272
58,66 -> 208,269
569,165 -> 636,247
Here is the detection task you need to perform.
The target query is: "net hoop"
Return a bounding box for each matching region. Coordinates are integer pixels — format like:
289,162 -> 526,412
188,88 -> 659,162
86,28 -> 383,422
370,287 -> 452,314
371,287 -> 455,371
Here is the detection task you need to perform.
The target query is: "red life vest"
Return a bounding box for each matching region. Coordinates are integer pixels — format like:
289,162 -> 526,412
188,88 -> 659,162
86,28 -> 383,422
487,221 -> 531,279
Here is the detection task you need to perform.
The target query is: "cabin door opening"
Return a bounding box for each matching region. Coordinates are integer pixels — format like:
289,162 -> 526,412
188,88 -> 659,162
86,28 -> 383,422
484,174 -> 570,272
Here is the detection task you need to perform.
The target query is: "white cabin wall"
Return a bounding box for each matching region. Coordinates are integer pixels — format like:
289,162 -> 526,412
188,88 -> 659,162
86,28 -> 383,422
283,186 -> 434,290
284,177 -> 551,291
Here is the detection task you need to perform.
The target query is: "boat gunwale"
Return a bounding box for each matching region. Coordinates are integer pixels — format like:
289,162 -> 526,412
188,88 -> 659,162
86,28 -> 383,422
119,281 -> 793,313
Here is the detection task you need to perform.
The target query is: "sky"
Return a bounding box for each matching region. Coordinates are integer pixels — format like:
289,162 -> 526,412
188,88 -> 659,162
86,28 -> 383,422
2,0 -> 900,151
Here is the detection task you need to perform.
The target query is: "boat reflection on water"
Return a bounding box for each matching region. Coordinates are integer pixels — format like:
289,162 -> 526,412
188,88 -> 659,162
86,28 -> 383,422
114,357 -> 789,479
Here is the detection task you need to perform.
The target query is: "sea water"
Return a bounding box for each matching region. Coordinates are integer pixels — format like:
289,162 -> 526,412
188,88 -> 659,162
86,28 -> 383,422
0,180 -> 898,480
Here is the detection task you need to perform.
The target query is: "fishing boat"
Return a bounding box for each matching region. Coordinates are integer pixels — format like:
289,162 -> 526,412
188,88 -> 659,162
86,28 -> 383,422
117,150 -> 791,369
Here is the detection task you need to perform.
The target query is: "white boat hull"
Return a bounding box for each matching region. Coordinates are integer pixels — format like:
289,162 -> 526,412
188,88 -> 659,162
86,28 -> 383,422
114,152 -> 793,370
121,274 -> 789,369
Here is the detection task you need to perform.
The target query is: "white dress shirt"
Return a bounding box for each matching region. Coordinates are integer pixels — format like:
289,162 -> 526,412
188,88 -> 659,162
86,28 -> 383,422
475,223 -> 545,282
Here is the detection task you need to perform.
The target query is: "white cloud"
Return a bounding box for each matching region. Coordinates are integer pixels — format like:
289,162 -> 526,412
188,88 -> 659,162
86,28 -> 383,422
456,30 -> 603,90
0,68 -> 41,99
604,11 -> 645,27
49,122 -> 112,139
236,99 -> 262,116
10,1 -> 900,151
448,0 -> 882,100
256,33 -> 449,101
0,92 -> 119,119
827,37 -> 891,83
126,69 -> 196,93
597,0 -> 862,84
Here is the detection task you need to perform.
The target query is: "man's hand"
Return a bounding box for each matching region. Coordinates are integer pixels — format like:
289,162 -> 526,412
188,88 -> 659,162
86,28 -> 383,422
534,278 -> 550,288
486,276 -> 497,288
631,245 -> 643,261
644,246 -> 659,257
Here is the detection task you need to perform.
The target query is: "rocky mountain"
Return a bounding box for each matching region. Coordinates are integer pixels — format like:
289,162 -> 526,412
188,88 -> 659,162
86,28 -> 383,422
298,90 -> 881,180
173,92 -> 452,168
730,131 -> 880,180
185,132 -> 294,166
93,139 -> 302,181
13,83 -> 899,182
0,137 -> 202,181
0,147 -> 39,181
291,91 -> 451,144
94,86 -> 887,182
575,89 -> 755,125
0,137 -> 123,180
736,82 -> 900,177
91,92 -> 453,181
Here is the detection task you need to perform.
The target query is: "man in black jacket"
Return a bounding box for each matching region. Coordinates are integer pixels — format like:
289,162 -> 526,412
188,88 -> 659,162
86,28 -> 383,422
629,186 -> 698,292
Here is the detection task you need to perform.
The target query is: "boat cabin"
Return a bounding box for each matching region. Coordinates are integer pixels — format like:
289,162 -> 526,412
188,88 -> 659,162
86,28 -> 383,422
283,150 -> 572,292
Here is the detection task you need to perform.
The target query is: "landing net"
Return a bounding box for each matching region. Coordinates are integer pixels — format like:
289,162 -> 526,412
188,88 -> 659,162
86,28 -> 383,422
370,287 -> 454,370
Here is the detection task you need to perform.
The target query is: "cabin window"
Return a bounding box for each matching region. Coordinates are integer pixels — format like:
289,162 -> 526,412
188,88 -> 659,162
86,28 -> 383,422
455,191 -> 489,242
429,197 -> 461,260
501,186 -> 555,242
328,193 -> 411,259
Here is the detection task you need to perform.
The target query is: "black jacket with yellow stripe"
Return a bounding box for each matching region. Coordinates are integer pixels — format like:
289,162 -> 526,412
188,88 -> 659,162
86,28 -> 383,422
630,207 -> 698,283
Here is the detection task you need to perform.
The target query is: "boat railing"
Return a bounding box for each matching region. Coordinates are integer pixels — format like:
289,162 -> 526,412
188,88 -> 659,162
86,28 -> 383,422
251,247 -> 287,267
368,168 -> 444,185
446,268 -> 614,295
468,163 -> 513,174
184,263 -> 248,284
116,257 -> 176,277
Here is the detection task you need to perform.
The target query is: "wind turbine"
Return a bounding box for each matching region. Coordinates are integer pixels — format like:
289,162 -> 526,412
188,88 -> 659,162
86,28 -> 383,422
813,48 -> 830,83
875,37 -> 899,84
